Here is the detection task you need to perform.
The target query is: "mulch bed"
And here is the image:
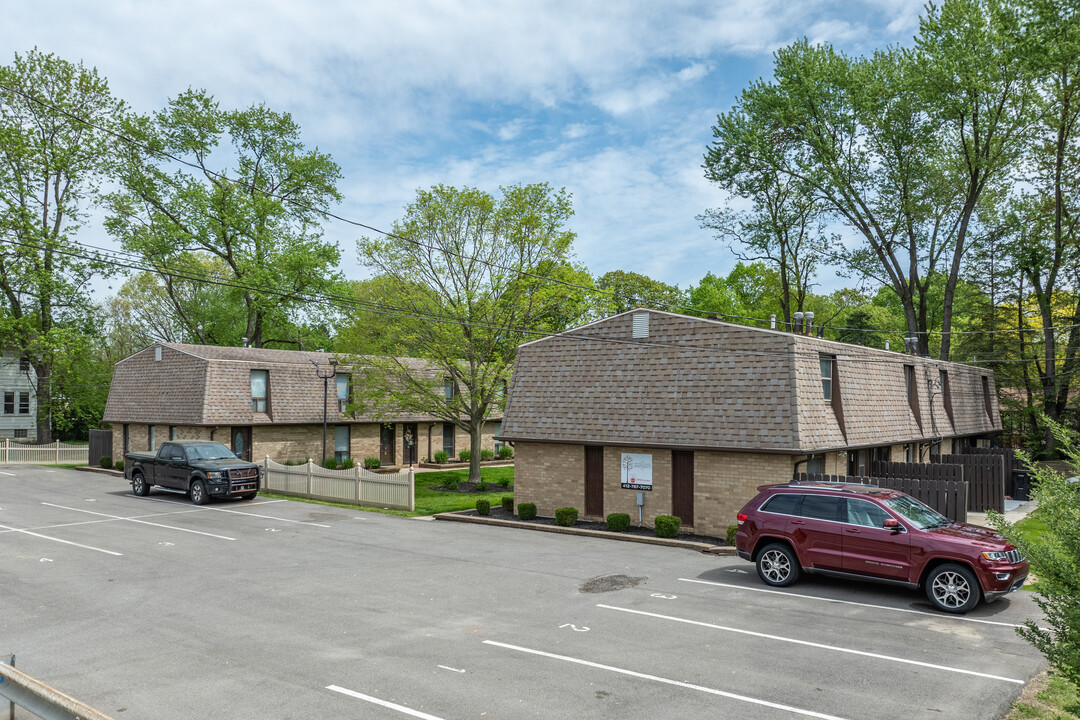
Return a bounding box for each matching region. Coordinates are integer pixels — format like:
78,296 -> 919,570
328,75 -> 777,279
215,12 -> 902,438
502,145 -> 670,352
458,505 -> 730,547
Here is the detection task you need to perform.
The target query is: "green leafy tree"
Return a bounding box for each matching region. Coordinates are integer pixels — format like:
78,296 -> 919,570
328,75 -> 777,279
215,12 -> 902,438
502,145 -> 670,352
0,49 -> 124,442
107,89 -> 343,348
595,270 -> 683,315
992,418 -> 1080,685
354,183 -> 577,482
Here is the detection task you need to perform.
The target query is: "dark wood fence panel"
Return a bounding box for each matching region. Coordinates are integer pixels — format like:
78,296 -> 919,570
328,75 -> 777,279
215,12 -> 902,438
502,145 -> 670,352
931,454 -> 1005,514
88,429 -> 113,468
965,447 -> 1023,497
794,469 -> 967,522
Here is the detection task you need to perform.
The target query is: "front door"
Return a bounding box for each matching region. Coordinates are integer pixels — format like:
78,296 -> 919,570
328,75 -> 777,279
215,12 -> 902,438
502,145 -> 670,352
672,450 -> 694,527
403,423 -> 419,465
233,426 -> 252,462
585,446 -> 604,517
380,424 -> 396,466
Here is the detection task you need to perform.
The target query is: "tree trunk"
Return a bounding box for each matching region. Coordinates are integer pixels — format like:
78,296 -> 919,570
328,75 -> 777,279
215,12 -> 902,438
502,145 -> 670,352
35,362 -> 52,444
468,421 -> 483,483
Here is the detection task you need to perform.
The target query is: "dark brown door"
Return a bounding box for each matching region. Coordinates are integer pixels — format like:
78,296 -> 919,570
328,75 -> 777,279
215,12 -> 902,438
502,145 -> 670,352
585,446 -> 604,517
403,423 -> 419,465
233,426 -> 252,462
672,450 -> 694,527
380,424 -> 396,465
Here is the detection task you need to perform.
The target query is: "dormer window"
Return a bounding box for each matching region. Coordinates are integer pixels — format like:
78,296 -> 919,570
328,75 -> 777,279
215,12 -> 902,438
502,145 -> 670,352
820,355 -> 833,400
251,370 -> 268,413
18,357 -> 29,372
444,378 -> 455,402
336,374 -> 351,413
154,346 -> 162,362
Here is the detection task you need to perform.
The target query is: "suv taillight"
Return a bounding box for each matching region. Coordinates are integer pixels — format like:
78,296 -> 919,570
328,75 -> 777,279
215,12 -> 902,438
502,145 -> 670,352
737,512 -> 748,526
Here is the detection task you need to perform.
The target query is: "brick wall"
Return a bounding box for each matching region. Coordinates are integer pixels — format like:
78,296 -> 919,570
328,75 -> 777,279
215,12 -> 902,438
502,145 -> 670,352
514,443 -> 585,516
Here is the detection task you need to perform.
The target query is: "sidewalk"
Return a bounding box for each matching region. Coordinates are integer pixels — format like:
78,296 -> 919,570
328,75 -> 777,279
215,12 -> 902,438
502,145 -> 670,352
966,499 -> 1038,528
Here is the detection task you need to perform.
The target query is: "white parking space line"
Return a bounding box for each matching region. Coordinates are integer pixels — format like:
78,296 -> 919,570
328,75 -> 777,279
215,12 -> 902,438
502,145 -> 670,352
597,604 -> 1024,684
679,578 -> 1024,628
326,685 -> 446,719
136,496 -> 331,527
0,522 -> 122,556
483,640 -> 850,720
2,507 -> 211,535
41,503 -> 236,541
0,470 -> 16,476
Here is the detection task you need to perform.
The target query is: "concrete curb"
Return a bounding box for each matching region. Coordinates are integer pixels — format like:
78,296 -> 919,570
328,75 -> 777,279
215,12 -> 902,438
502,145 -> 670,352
433,510 -> 735,555
75,466 -> 125,477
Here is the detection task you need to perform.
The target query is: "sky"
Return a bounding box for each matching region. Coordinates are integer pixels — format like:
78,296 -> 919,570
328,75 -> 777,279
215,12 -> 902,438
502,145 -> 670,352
3,0 -> 927,294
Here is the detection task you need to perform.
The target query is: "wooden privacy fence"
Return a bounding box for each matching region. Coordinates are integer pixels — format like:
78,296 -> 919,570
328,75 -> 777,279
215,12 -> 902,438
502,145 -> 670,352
931,453 -> 1006,514
262,457 -> 415,511
965,447 -> 1025,497
88,429 -> 113,467
796,469 -> 968,522
0,439 -> 88,465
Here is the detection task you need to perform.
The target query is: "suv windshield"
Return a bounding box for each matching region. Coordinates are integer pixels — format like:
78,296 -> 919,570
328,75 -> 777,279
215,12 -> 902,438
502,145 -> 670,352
186,443 -> 237,461
882,494 -> 950,529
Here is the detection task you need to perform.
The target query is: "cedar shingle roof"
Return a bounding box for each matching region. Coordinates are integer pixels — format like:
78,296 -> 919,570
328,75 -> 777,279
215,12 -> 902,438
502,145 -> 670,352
102,343 -> 452,426
500,310 -> 1000,453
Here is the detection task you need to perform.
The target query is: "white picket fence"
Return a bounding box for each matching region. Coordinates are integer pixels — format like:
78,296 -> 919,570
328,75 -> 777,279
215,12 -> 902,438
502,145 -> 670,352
262,457 -> 415,511
0,439 -> 89,465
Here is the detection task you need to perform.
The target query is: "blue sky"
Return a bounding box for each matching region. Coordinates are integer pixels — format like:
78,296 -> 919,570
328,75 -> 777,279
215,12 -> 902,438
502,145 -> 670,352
4,0 -> 926,293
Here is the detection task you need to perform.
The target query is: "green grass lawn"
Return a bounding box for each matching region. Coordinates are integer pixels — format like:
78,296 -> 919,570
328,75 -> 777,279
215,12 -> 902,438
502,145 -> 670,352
261,466 -> 514,518
1008,671 -> 1080,720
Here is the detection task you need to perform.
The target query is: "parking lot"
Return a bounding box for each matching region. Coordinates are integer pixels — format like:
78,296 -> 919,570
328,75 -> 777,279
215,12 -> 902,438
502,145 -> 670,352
1,466 -> 1045,719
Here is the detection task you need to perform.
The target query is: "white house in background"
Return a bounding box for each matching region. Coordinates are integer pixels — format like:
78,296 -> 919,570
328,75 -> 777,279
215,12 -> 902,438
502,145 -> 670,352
0,353 -> 36,441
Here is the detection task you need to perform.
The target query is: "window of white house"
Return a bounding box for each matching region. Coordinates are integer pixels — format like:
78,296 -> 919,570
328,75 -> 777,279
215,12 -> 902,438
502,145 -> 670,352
13,429 -> 27,439
19,358 -> 29,372
336,374 -> 350,413
251,370 -> 268,413
334,425 -> 350,462
2,392 -> 12,414
819,355 -> 833,400
18,392 -> 29,415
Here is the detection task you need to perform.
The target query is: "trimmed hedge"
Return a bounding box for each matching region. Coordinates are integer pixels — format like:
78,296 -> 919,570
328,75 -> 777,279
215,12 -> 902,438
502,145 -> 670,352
340,458 -> 356,469
99,455 -> 112,469
518,502 -> 537,520
501,496 -> 514,512
433,450 -> 449,463
726,524 -> 739,546
458,449 -> 471,462
497,445 -> 514,459
480,449 -> 494,461
363,457 -> 381,469
606,513 -> 631,532
654,515 -> 681,538
476,499 -> 491,516
555,507 -> 578,527
114,460 -> 124,471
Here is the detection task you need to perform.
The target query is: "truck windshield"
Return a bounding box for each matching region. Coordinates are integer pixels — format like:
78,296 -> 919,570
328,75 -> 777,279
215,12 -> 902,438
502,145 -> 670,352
882,495 -> 950,530
186,443 -> 237,461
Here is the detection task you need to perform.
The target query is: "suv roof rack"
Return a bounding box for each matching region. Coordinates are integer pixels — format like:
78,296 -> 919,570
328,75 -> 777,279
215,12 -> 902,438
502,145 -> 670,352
784,480 -> 881,491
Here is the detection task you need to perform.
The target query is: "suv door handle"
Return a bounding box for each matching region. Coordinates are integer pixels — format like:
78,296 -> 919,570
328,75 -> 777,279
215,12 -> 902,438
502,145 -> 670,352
845,528 -> 862,534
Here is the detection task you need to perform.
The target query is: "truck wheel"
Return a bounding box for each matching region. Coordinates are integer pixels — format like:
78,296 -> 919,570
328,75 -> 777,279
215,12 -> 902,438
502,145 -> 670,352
756,542 -> 800,587
926,564 -> 980,613
131,472 -> 150,497
190,480 -> 210,506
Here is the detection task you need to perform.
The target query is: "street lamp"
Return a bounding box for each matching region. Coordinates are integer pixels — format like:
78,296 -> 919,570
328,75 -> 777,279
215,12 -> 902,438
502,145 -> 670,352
313,357 -> 338,465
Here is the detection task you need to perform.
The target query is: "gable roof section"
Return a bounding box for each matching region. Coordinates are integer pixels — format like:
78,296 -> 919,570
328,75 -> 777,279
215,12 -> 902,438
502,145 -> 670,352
501,309 -> 1000,453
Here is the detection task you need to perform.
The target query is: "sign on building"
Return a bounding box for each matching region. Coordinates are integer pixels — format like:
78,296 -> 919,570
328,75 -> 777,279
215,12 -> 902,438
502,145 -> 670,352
621,452 -> 653,491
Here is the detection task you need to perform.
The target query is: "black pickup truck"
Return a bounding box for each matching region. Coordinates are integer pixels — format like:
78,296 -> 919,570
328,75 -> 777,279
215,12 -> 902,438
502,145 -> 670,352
125,441 -> 261,505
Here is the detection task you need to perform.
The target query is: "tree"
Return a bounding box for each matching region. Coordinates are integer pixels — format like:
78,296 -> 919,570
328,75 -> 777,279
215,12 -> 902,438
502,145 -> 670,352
107,89 -> 342,348
355,183 -> 577,482
992,418 -> 1080,685
594,270 -> 683,315
0,49 -> 124,442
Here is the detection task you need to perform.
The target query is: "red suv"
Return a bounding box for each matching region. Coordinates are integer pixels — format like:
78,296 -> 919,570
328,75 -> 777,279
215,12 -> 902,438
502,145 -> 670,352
734,482 -> 1028,613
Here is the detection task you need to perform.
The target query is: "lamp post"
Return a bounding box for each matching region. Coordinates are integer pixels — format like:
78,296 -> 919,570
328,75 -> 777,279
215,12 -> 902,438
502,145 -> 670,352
313,357 -> 338,465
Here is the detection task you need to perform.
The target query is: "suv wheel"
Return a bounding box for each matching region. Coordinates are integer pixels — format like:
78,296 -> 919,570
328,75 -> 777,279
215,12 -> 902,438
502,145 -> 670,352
131,472 -> 149,497
190,480 -> 210,506
756,543 -> 800,587
926,564 -> 980,613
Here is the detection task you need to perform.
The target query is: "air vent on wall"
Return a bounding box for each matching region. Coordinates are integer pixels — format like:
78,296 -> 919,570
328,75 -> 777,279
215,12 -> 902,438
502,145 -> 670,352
632,312 -> 649,339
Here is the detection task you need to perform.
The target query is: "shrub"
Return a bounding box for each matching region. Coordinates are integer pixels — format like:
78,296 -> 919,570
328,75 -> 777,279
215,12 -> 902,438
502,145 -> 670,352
497,477 -> 512,488
726,524 -> 739,546
476,499 -> 491,516
99,455 -> 112,469
497,445 -> 514,459
606,513 -> 631,532
518,502 -> 537,520
324,458 -> 339,470
477,481 -> 489,492
363,457 -> 381,470
458,449 -> 471,462
480,449 -> 494,461
444,477 -> 459,491
433,450 -> 449,463
114,460 -> 124,471
555,507 -> 578,526
501,496 -> 514,512
654,515 -> 681,538
340,458 -> 356,469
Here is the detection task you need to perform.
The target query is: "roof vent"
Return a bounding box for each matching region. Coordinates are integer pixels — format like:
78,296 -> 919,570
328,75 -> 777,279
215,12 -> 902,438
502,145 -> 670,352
632,312 -> 650,339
